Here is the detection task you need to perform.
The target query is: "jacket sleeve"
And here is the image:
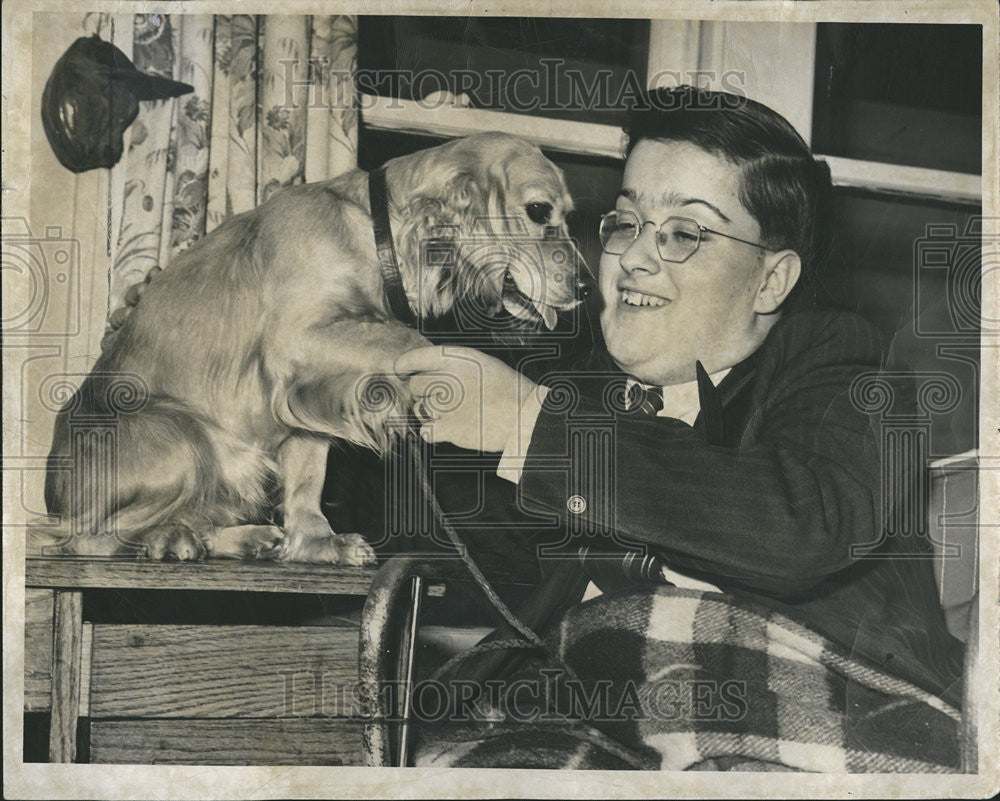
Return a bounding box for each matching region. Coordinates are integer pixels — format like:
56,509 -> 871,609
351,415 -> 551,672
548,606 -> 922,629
516,313 -> 890,597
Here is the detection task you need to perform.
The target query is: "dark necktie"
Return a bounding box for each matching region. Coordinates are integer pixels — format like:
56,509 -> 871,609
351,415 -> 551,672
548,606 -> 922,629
627,382 -> 664,416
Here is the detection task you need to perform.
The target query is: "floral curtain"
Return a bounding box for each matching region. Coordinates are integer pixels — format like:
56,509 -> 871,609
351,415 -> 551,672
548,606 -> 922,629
110,13 -> 358,310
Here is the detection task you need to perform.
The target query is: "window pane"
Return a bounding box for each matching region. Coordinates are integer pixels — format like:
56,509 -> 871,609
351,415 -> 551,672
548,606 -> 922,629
812,23 -> 982,173
357,16 -> 649,126
822,188 -> 981,453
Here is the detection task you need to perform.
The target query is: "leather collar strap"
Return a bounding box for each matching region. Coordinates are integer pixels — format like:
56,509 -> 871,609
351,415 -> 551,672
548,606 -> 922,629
369,167 -> 417,327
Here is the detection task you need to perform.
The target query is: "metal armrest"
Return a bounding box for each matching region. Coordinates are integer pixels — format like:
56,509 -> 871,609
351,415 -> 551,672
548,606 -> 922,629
358,556 -> 473,767
358,554 -> 586,766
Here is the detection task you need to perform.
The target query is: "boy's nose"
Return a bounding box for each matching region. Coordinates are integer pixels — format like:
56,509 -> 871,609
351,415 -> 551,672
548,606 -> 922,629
619,228 -> 662,276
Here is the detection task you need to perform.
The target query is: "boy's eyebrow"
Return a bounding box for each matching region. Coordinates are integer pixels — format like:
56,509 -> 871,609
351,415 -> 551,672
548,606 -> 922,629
678,197 -> 732,224
616,188 -> 733,224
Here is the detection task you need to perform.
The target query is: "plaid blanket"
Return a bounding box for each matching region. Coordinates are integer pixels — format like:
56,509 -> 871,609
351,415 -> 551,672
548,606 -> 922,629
414,587 -> 962,772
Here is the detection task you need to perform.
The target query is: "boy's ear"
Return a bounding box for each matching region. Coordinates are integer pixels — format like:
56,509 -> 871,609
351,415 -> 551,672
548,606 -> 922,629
754,250 -> 802,314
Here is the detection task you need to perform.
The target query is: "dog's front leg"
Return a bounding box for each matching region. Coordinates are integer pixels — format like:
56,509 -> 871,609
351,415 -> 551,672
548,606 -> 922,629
262,321 -> 429,564
272,434 -> 375,565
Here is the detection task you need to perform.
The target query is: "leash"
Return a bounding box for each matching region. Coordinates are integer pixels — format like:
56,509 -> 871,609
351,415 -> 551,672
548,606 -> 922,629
369,167 -> 418,328
407,441 -> 580,685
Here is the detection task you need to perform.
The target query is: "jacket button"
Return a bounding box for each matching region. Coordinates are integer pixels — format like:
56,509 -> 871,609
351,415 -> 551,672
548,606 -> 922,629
567,495 -> 587,514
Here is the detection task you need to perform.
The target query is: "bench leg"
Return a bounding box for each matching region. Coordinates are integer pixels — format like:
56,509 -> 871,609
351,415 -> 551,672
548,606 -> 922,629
49,590 -> 83,762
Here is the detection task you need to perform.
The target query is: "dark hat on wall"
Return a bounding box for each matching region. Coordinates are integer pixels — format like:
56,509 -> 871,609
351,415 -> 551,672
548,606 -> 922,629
41,35 -> 194,173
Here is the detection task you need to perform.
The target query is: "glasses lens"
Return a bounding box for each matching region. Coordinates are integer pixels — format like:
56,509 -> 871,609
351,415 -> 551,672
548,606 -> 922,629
599,211 -> 639,254
656,218 -> 701,262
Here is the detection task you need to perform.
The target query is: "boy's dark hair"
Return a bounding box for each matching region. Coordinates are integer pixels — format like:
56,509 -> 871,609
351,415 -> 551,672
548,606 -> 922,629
623,85 -> 833,309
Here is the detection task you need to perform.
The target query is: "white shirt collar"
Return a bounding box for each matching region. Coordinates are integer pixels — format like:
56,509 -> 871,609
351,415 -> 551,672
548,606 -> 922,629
626,368 -> 732,426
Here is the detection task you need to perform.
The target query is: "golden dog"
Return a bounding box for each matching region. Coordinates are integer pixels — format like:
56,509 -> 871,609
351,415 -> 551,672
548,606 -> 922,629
36,132 -> 584,563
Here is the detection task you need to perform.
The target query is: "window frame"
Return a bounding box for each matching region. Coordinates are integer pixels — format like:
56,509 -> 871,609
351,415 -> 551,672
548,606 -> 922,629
358,19 -> 982,205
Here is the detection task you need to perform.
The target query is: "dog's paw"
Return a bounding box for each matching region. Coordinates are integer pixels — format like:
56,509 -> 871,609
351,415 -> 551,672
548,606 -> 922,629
334,533 -> 377,566
254,538 -> 287,561
271,530 -> 375,565
163,530 -> 207,562
141,527 -> 207,562
203,525 -> 284,559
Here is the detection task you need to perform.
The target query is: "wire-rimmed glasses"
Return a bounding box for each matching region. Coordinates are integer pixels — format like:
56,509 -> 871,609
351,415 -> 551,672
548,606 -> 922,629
599,209 -> 769,263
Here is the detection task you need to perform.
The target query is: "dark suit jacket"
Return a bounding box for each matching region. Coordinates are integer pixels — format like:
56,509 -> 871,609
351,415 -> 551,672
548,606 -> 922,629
517,308 -> 965,706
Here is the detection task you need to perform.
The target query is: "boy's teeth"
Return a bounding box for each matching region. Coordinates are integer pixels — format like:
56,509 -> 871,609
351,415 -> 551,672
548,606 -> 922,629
621,289 -> 667,307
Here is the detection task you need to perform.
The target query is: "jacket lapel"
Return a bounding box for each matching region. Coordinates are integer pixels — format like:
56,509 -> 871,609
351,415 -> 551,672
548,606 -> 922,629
693,349 -> 761,447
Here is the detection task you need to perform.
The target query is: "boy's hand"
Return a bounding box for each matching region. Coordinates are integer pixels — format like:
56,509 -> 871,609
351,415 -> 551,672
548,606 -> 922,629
394,346 -> 536,453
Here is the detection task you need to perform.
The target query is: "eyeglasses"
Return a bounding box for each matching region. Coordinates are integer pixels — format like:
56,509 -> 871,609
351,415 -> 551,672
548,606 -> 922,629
599,209 -> 769,263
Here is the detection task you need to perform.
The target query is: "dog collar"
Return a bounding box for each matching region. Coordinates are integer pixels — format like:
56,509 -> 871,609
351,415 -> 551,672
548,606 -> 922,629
369,167 -> 418,328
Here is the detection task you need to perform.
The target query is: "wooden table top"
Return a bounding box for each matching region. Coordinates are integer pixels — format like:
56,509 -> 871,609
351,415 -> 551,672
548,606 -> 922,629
25,556 -> 378,596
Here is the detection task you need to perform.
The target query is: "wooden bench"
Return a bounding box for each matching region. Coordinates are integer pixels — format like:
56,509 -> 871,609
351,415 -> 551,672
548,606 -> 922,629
25,557 -> 378,765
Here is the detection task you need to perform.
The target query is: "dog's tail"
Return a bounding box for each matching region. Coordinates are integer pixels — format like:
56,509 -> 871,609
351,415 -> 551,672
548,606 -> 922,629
274,371 -> 411,458
26,516 -> 72,556
24,516 -> 121,557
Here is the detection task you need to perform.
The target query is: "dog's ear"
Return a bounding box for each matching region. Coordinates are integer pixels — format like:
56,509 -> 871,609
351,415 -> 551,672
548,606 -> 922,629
394,165 -> 499,269
440,170 -> 495,229
395,195 -> 457,268
424,224 -> 459,295
393,197 -> 465,318
388,137 -> 516,233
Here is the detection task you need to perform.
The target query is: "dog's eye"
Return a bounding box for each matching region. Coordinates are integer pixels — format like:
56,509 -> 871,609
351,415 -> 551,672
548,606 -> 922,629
525,203 -> 553,225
